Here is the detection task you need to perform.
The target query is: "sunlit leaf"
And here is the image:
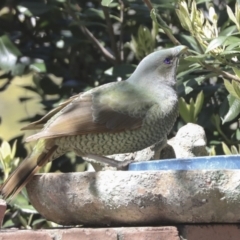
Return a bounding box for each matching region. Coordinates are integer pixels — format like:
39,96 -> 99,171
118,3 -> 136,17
194,91 -> 204,119
222,94 -> 240,124
205,36 -> 228,53
0,35 -> 26,75
224,79 -> 240,99
231,145 -> 239,154
184,54 -> 206,62
10,140 -> 17,159
226,5 -> 238,26
0,141 -> 11,159
179,97 -> 191,123
101,0 -> 113,7
222,142 -> 232,155
233,67 -> 240,78
232,80 -> 240,99
29,62 -> 46,73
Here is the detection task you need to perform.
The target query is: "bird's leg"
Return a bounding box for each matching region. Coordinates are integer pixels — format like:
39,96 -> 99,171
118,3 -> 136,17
74,149 -> 133,170
151,136 -> 168,159
86,154 -> 134,170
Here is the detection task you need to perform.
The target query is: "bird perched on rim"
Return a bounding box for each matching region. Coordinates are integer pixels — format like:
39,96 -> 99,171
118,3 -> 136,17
0,45 -> 187,199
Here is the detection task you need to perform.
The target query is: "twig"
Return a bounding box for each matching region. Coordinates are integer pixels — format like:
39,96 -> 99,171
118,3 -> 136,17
143,0 -> 153,11
142,0 -> 181,46
102,6 -> 121,64
202,63 -> 240,83
65,1 -> 116,64
80,26 -> 116,63
118,0 -> 124,61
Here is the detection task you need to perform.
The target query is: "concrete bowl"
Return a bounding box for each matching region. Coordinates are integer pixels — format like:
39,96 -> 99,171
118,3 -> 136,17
26,170 -> 240,226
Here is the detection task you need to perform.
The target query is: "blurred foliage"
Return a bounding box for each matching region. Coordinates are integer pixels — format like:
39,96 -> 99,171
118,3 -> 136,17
0,0 -> 239,229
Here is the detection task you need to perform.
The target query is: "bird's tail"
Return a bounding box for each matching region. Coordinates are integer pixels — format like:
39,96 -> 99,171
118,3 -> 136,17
0,139 -> 57,200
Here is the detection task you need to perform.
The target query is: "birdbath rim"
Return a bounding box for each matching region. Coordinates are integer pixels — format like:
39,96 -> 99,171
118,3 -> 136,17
128,155 -> 240,171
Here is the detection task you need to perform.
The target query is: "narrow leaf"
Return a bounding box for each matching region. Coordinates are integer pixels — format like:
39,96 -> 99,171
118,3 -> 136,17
0,141 -> 11,159
232,80 -> 240,99
101,0 -> 113,7
10,140 -> 17,159
194,91 -> 204,119
224,79 -> 240,99
226,5 -> 238,25
222,142 -> 232,155
222,94 -> 240,124
189,98 -> 195,122
205,36 -> 228,53
179,97 -> 191,123
231,145 -> 239,154
233,67 -> 240,78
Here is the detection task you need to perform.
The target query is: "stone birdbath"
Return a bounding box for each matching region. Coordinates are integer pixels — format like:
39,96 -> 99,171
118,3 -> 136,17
26,124 -> 240,226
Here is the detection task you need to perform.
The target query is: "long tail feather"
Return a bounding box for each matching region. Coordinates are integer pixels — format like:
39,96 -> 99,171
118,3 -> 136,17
0,140 -> 57,200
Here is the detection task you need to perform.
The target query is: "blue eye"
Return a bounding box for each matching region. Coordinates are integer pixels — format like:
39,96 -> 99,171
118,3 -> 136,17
164,57 -> 172,64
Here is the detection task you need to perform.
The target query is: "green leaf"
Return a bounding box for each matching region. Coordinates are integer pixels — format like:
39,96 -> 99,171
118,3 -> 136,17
222,94 -> 240,124
231,145 -> 239,154
189,98 -> 195,122
222,142 -> 232,155
0,141 -> 11,159
0,35 -> 27,75
150,8 -> 170,30
211,114 -> 221,131
184,54 -> 206,62
101,0 -> 113,7
226,5 -> 238,26
18,2 -> 52,16
194,91 -> 204,119
233,67 -> 240,78
205,36 -> 228,53
84,9 -> 105,20
179,97 -> 191,123
219,25 -> 237,36
209,146 -> 216,156
225,36 -> 240,45
220,50 -> 240,56
30,62 -> 46,73
232,80 -> 240,99
224,79 -> 240,99
10,140 -> 17,159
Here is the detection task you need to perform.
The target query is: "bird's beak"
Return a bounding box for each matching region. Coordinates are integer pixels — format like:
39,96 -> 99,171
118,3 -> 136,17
173,45 -> 188,57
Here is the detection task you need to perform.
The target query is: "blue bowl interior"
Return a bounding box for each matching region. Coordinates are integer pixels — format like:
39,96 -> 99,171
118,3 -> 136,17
128,155 -> 240,171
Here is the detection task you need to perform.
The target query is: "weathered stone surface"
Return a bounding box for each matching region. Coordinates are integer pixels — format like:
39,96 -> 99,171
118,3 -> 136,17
27,170 -> 240,226
180,225 -> 240,240
163,123 -> 208,158
0,227 -> 179,240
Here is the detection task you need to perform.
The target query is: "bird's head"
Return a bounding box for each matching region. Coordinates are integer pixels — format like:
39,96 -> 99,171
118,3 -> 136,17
128,45 -> 187,87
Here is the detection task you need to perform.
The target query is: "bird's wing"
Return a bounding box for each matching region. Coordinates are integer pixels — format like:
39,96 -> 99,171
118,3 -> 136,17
25,81 -> 155,142
21,95 -> 79,130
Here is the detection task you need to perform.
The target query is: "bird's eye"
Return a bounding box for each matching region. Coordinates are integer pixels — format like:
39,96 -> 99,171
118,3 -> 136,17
164,57 -> 172,65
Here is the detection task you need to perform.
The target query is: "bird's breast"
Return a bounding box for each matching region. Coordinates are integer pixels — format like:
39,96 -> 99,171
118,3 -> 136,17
55,100 -> 178,156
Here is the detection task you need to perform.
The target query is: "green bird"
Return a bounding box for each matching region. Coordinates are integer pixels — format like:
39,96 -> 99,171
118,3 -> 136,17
0,45 -> 187,199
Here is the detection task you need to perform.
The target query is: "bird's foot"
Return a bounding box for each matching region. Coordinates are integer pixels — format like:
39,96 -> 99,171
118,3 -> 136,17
84,153 -> 134,170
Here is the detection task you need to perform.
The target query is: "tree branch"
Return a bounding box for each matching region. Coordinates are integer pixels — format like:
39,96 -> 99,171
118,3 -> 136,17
102,6 -> 121,64
118,0 -> 124,61
65,1 -> 116,64
203,64 -> 240,83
